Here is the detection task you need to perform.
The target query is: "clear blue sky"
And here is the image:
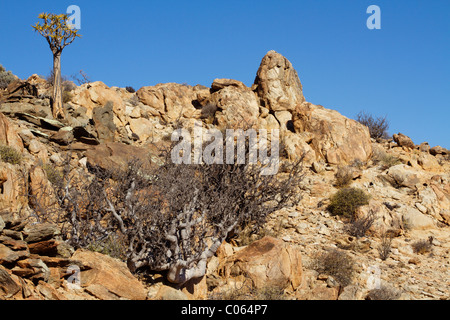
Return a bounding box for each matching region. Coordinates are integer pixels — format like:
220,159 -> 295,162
1,0 -> 449,148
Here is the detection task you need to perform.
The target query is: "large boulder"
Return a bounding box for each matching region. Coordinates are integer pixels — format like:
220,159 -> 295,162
0,163 -> 27,212
136,83 -> 206,122
393,133 -> 415,149
85,142 -> 151,172
208,79 -> 260,129
0,112 -> 24,152
292,103 -> 373,165
92,103 -> 116,143
0,265 -> 21,297
218,237 -> 303,291
71,249 -> 147,300
70,81 -> 127,125
253,50 -> 305,112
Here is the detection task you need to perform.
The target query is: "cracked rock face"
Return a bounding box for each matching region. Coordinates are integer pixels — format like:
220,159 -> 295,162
253,50 -> 305,112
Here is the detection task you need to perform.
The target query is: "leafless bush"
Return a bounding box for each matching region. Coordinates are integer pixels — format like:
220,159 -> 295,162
378,231 -> 393,261
345,209 -> 377,238
412,237 -> 433,255
311,249 -> 355,287
71,69 -> 91,85
334,166 -> 354,188
31,141 -> 304,285
356,111 -> 390,139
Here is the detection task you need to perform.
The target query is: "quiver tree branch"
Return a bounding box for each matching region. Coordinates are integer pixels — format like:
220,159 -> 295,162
30,144 -> 305,285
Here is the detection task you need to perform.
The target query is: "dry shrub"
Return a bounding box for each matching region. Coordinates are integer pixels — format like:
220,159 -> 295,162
372,147 -> 401,170
311,249 -> 355,287
356,111 -> 390,139
31,139 -> 304,285
209,277 -> 287,300
334,166 -> 354,188
0,145 -> 22,165
366,285 -> 401,300
345,209 -> 377,238
412,238 -> 433,255
378,231 -> 393,261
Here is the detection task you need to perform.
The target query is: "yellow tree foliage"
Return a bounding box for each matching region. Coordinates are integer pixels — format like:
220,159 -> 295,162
32,13 -> 81,119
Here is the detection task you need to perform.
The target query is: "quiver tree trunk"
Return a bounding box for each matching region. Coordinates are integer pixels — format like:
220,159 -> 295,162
52,52 -> 64,120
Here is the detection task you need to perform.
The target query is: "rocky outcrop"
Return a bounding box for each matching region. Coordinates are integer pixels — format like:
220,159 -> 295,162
0,50 -> 448,301
71,250 -> 147,300
208,79 -> 260,129
253,50 -> 305,112
292,103 -> 373,165
393,133 -> 415,149
0,112 -> 24,152
213,237 -> 303,293
0,218 -> 147,300
136,83 -> 205,123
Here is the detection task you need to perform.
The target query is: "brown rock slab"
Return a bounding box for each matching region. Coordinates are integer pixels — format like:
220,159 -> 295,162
71,249 -> 147,300
23,223 -> 60,243
0,265 -> 21,297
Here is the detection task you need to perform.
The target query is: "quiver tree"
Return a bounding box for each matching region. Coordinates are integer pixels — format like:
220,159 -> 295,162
33,13 -> 81,119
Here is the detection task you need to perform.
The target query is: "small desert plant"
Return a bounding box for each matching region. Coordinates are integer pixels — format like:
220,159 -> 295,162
377,152 -> 400,170
334,166 -> 354,188
0,64 -> 16,89
0,145 -> 22,165
371,145 -> 401,169
412,237 -> 433,255
356,111 -> 390,139
62,90 -> 73,103
345,209 -> 377,238
71,69 -> 90,85
42,163 -> 63,185
251,284 -> 287,300
210,278 -> 287,300
378,231 -> 393,260
86,234 -> 127,260
366,285 -> 401,300
328,187 -> 370,220
312,249 -> 355,287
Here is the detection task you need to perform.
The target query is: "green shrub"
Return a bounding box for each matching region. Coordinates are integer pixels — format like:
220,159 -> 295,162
43,163 -> 63,185
311,249 -> 355,287
86,234 -> 127,260
328,187 -> 370,219
0,145 -> 22,165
